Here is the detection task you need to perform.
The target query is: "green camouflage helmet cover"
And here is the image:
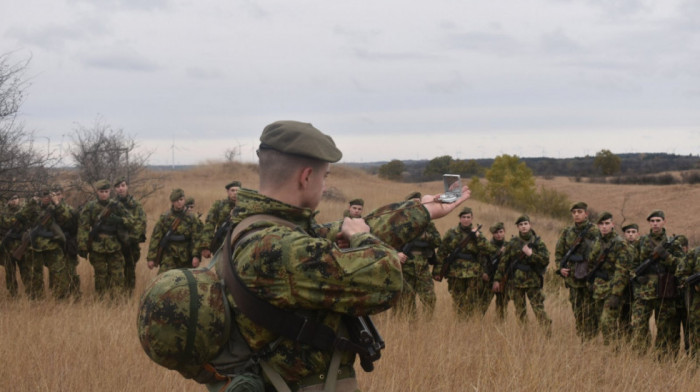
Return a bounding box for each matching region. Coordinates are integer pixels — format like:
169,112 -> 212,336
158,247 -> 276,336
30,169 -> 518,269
137,267 -> 230,379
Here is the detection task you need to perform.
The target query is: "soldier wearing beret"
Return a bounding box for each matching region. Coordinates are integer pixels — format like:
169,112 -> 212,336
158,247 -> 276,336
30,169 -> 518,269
147,188 -> 200,273
78,180 -> 136,299
555,201 -> 602,341
211,120 -> 472,392
630,210 -> 685,357
195,180 -> 241,261
592,212 -> 635,347
485,221 -> 508,320
393,192 -> 441,321
346,198 -> 364,218
434,206 -> 493,320
51,184 -> 82,298
676,245 -> 700,361
113,177 -> 147,296
1,194 -> 24,297
493,215 -> 551,334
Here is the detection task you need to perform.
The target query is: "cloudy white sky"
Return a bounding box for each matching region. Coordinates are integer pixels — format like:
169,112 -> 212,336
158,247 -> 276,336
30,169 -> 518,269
2,0 -> 699,165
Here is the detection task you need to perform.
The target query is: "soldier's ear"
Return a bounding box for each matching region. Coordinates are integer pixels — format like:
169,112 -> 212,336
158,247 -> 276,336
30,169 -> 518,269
298,166 -> 314,190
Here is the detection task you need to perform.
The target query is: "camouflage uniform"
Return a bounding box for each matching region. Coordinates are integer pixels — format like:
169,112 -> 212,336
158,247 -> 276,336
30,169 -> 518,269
197,198 -> 235,255
495,230 -> 551,332
555,220 -> 602,340
394,221 -> 441,320
485,236 -> 508,320
231,189 -> 429,387
147,207 -> 200,273
15,198 -> 72,299
630,229 -> 685,357
78,199 -> 135,298
435,224 -> 492,320
54,200 -> 81,298
676,247 -> 700,361
594,229 -> 635,346
116,193 -> 147,294
1,202 -> 23,297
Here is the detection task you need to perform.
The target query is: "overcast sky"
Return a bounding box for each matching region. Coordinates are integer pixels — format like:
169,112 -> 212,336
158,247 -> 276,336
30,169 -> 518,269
2,0 -> 699,166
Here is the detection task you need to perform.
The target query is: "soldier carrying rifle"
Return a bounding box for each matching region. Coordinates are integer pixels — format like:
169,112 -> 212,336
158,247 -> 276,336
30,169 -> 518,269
147,188 -> 200,273
195,180 -> 241,261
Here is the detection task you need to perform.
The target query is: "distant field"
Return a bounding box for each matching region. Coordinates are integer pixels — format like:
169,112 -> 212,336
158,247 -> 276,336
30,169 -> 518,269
1,163 -> 698,391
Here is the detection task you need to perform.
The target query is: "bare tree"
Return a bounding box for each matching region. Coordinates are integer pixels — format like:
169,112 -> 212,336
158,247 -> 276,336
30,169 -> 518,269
0,53 -> 57,199
69,119 -> 163,203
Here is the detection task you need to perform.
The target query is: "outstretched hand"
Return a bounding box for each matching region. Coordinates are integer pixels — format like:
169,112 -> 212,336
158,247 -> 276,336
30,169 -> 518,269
421,186 -> 471,220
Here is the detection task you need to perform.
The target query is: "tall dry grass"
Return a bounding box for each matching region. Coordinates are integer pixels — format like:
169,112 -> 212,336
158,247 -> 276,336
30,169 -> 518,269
1,162 -> 699,391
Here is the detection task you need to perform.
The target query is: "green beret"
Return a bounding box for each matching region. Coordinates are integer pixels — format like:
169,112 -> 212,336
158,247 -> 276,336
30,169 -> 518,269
113,176 -> 127,187
348,198 -> 364,206
405,191 -> 422,200
259,120 -> 342,163
515,215 -> 530,225
51,183 -> 63,192
597,211 -> 613,224
647,210 -> 665,221
94,179 -> 111,191
224,181 -> 241,190
570,201 -> 588,211
621,223 -> 639,232
185,197 -> 195,206
170,188 -> 185,202
459,207 -> 473,217
489,222 -> 504,233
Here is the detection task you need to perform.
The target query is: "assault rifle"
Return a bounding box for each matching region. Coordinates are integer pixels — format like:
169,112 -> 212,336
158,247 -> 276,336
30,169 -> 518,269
12,209 -> 54,261
0,221 -> 22,252
557,223 -> 592,276
585,242 -> 614,283
487,245 -> 505,279
632,235 -> 679,280
87,202 -> 115,251
438,224 -> 482,279
154,217 -> 182,266
499,236 -> 540,290
401,240 -> 430,261
686,272 -> 700,288
211,218 -> 232,253
343,315 -> 385,372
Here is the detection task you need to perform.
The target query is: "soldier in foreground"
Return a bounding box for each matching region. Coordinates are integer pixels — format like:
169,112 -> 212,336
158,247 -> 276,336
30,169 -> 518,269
224,120 -> 471,391
486,222 -> 508,320
493,215 -> 551,334
555,202 -> 601,341
147,189 -> 199,273
619,222 -> 640,339
78,180 -> 135,299
593,212 -> 634,347
1,195 -> 23,297
393,192 -> 441,320
434,207 -> 491,320
113,177 -> 147,296
196,181 -> 241,259
52,184 -> 81,298
630,210 -> 685,357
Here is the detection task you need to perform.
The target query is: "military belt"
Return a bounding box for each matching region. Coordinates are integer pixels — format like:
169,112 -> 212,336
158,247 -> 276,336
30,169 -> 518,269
456,253 -> 475,261
168,234 -> 188,242
409,240 -> 430,249
4,232 -> 22,240
33,229 -> 55,238
98,225 -> 117,235
593,270 -> 610,281
514,263 -> 532,272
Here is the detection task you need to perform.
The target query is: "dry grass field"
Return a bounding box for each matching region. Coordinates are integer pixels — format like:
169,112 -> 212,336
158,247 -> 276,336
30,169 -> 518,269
1,163 -> 699,391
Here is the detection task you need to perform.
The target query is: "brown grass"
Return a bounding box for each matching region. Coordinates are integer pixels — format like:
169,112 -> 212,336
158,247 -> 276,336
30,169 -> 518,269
1,163 -> 699,391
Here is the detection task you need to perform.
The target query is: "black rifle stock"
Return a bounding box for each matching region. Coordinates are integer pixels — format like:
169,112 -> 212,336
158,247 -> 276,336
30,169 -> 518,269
632,235 -> 679,280
557,223 -> 592,276
11,210 -> 54,261
439,224 -> 482,278
87,203 -> 114,251
343,315 -> 385,372
154,217 -> 181,266
499,236 -> 539,290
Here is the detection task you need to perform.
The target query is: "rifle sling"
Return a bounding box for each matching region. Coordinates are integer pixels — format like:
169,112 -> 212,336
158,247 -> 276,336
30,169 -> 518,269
220,215 -> 364,356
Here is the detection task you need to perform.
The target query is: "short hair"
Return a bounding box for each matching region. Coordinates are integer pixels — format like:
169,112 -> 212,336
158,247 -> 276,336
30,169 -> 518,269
258,149 -> 327,189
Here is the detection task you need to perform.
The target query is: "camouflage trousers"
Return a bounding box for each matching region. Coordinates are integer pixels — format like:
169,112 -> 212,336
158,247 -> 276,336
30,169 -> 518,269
687,288 -> 700,361
122,243 -> 141,294
2,248 -> 20,297
598,297 -> 625,347
483,282 -> 508,320
631,297 -> 681,357
509,286 -> 551,334
63,254 -> 81,298
568,286 -> 598,341
447,277 -> 485,320
89,251 -> 126,299
157,255 -> 191,274
394,259 -> 436,320
30,248 -> 69,300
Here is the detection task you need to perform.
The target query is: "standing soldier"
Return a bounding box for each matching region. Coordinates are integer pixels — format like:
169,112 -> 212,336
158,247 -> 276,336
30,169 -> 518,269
346,198 -> 364,218
493,215 -> 551,335
1,195 -> 23,297
113,177 -> 147,296
147,189 -> 200,273
196,181 -> 241,259
394,192 -> 441,320
78,179 -> 135,299
52,184 -> 82,298
630,210 -> 685,358
555,202 -> 601,341
593,212 -> 635,347
14,188 -> 72,300
434,207 -> 492,320
486,222 -> 508,320
620,223 -> 640,339
677,246 -> 700,361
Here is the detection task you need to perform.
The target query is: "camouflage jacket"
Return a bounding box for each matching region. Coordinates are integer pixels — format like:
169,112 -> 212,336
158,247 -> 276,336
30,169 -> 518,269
147,207 -> 200,266
676,246 -> 700,281
400,221 -> 441,272
435,224 -> 492,279
555,220 -> 602,289
230,189 -> 431,383
197,198 -> 235,253
15,199 -> 72,252
116,194 -> 147,245
486,238 -> 506,279
0,204 -> 22,253
591,230 -> 634,300
494,231 -> 548,289
632,229 -> 685,300
78,199 -> 136,254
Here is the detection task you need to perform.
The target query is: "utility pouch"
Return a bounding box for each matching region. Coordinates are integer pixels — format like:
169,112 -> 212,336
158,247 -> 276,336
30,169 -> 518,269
573,262 -> 589,280
657,273 -> 678,298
